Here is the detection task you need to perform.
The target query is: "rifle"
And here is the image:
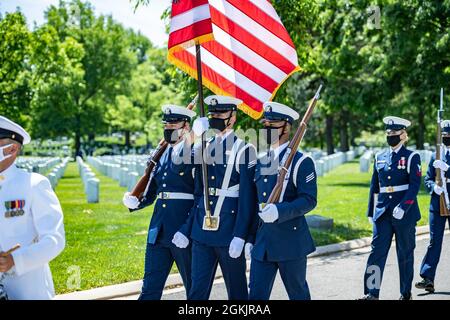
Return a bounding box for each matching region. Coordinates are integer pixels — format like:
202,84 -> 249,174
436,88 -> 450,217
130,95 -> 199,200
266,84 -> 323,205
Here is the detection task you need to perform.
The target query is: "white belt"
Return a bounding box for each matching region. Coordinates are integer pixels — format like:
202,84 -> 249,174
157,192 -> 194,200
208,185 -> 239,198
379,184 -> 409,193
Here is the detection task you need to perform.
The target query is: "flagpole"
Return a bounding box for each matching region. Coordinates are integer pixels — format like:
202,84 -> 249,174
195,44 -> 213,225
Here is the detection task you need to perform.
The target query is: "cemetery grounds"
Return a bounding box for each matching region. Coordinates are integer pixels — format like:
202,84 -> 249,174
37,157 -> 432,294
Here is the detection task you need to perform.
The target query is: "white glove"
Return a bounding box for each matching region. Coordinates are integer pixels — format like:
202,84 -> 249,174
172,231 -> 189,249
368,217 -> 374,225
393,206 -> 405,220
434,184 -> 444,195
433,160 -> 449,172
122,192 -> 140,209
0,144 -> 13,162
229,237 -> 245,258
244,243 -> 253,260
192,117 -> 209,136
258,204 -> 279,223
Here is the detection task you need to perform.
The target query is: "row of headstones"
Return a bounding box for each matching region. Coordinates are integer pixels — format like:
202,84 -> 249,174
16,157 -> 69,189
87,146 -> 366,184
16,157 -> 61,175
359,149 -> 433,172
314,146 -> 366,177
87,156 -> 144,192
76,157 -> 100,203
46,158 -> 70,189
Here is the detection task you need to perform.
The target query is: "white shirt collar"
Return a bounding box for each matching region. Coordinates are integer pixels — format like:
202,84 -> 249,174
215,129 -> 234,143
270,141 -> 289,159
443,145 -> 450,156
169,138 -> 186,156
390,144 -> 403,154
0,163 -> 18,184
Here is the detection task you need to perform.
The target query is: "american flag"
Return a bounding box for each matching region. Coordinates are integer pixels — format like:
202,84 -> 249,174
168,0 -> 300,119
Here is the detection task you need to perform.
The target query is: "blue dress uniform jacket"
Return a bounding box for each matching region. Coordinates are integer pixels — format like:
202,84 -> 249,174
363,145 -> 421,298
188,132 -> 257,246
367,146 -> 422,225
247,147 -> 317,300
135,141 -> 196,244
420,151 -> 450,281
249,149 -> 317,261
186,131 -> 257,300
132,140 -> 195,300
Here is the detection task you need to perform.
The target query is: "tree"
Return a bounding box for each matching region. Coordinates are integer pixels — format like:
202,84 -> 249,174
30,0 -> 139,156
107,95 -> 143,148
0,11 -> 33,123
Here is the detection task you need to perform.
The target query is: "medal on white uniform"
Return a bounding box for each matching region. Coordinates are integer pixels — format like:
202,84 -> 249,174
4,200 -> 25,218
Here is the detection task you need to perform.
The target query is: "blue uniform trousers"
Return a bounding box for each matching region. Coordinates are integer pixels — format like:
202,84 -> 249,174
139,242 -> 192,300
249,256 -> 310,300
364,213 -> 416,298
188,240 -> 248,300
419,212 -> 450,281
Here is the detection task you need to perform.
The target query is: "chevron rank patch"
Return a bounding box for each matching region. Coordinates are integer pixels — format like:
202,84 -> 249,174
306,172 -> 315,183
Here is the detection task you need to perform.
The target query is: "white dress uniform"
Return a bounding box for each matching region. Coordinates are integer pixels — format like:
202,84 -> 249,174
0,116 -> 65,300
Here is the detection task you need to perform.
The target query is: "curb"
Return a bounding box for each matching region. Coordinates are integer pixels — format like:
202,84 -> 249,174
55,225 -> 431,300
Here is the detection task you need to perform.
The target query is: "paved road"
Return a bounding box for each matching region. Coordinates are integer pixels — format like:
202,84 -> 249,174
119,232 -> 450,300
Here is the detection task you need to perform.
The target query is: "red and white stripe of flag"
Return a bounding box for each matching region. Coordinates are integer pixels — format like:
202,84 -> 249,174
168,0 -> 300,119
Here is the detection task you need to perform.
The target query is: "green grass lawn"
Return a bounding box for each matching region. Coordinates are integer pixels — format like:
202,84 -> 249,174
50,159 -> 432,294
51,162 -> 151,294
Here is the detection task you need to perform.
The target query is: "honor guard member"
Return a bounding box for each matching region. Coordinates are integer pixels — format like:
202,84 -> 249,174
416,120 -> 450,293
245,102 -> 317,300
123,105 -> 197,300
188,95 -> 257,300
0,116 -> 65,300
360,116 -> 421,300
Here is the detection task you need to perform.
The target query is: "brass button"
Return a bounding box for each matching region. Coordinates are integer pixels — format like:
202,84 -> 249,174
164,172 -> 167,176
163,184 -> 166,187
294,227 -> 297,230
231,210 -> 235,213
179,172 -> 184,176
263,192 -> 267,196
209,201 -> 213,205
389,196 -> 392,199
263,178 -> 267,183
211,176 -> 215,180
162,204 -> 166,208
388,176 -> 391,180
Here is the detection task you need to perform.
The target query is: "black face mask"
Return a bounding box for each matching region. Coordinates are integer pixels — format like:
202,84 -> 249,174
209,116 -> 231,132
163,128 -> 182,144
387,134 -> 401,147
263,123 -> 286,147
443,137 -> 450,147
